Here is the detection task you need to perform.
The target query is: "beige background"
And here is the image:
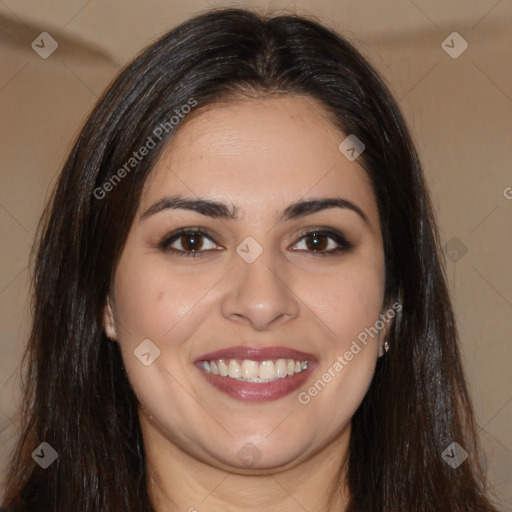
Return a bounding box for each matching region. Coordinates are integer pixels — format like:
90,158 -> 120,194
0,0 -> 511,507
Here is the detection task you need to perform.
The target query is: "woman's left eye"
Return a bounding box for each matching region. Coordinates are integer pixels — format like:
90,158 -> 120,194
290,230 -> 353,255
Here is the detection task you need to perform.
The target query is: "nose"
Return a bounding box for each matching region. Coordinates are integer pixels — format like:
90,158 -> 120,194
220,246 -> 300,331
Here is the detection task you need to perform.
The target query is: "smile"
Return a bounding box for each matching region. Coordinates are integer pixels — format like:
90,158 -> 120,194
194,346 -> 317,402
199,358 -> 309,382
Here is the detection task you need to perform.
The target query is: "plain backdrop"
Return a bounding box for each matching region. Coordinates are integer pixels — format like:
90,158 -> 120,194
0,0 -> 511,507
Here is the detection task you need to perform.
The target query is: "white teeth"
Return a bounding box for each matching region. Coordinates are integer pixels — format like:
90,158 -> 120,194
228,360 -> 242,378
259,360 -> 275,379
200,358 -> 310,381
218,359 -> 229,377
241,360 -> 259,379
275,359 -> 288,378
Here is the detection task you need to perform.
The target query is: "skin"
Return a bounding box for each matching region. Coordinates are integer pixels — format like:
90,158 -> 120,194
104,94 -> 392,512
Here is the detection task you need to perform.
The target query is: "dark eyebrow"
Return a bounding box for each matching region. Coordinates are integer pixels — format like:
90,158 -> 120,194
140,195 -> 239,221
140,194 -> 369,225
281,197 -> 369,225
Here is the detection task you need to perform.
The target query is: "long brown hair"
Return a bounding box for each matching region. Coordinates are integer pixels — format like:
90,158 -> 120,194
1,7 -> 501,511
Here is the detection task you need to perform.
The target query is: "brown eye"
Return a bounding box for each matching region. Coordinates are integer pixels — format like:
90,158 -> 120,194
178,233 -> 204,251
159,228 -> 220,257
304,232 -> 329,251
291,229 -> 353,255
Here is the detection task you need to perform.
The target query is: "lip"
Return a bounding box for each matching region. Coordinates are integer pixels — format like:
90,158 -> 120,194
194,345 -> 318,402
194,345 -> 318,363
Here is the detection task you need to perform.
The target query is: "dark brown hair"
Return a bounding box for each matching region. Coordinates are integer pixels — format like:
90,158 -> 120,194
1,7 -> 501,511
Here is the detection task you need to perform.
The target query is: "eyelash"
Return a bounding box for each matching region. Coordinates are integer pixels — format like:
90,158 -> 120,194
157,227 -> 354,258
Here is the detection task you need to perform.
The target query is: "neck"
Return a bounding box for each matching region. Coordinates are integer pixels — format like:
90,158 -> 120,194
141,412 -> 351,512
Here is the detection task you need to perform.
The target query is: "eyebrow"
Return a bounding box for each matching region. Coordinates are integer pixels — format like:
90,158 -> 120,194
140,194 -> 369,225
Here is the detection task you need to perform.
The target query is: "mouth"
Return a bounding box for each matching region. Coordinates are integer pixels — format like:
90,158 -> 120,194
194,346 -> 318,402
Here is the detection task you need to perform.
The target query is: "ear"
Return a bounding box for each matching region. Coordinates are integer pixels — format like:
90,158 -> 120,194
377,319 -> 392,357
377,299 -> 401,357
102,295 -> 118,341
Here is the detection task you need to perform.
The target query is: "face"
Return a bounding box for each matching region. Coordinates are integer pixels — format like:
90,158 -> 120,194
104,94 -> 390,472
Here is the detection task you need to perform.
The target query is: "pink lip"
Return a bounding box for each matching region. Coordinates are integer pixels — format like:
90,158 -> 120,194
194,345 -> 317,363
194,345 -> 318,402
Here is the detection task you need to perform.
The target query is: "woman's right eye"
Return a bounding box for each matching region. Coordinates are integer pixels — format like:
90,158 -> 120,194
158,228 -> 221,257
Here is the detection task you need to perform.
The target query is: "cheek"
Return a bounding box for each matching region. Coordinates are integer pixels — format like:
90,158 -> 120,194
294,264 -> 384,440
298,252 -> 385,414
112,251 -> 210,343
303,254 -> 386,351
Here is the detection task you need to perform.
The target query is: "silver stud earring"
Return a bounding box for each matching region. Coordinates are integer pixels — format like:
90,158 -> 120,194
384,339 -> 390,353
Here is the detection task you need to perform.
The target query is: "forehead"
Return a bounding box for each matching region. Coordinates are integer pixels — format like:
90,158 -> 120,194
140,95 -> 378,225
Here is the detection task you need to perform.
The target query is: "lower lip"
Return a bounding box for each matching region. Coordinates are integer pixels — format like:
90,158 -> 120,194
196,363 -> 317,402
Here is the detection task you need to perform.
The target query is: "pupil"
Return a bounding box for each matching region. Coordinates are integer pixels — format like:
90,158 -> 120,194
308,233 -> 326,251
183,234 -> 202,251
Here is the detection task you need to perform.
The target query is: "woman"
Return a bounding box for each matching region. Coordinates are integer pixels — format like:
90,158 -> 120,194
1,7 -> 501,512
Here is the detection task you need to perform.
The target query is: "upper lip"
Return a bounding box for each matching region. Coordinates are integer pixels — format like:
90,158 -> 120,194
194,345 -> 318,363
